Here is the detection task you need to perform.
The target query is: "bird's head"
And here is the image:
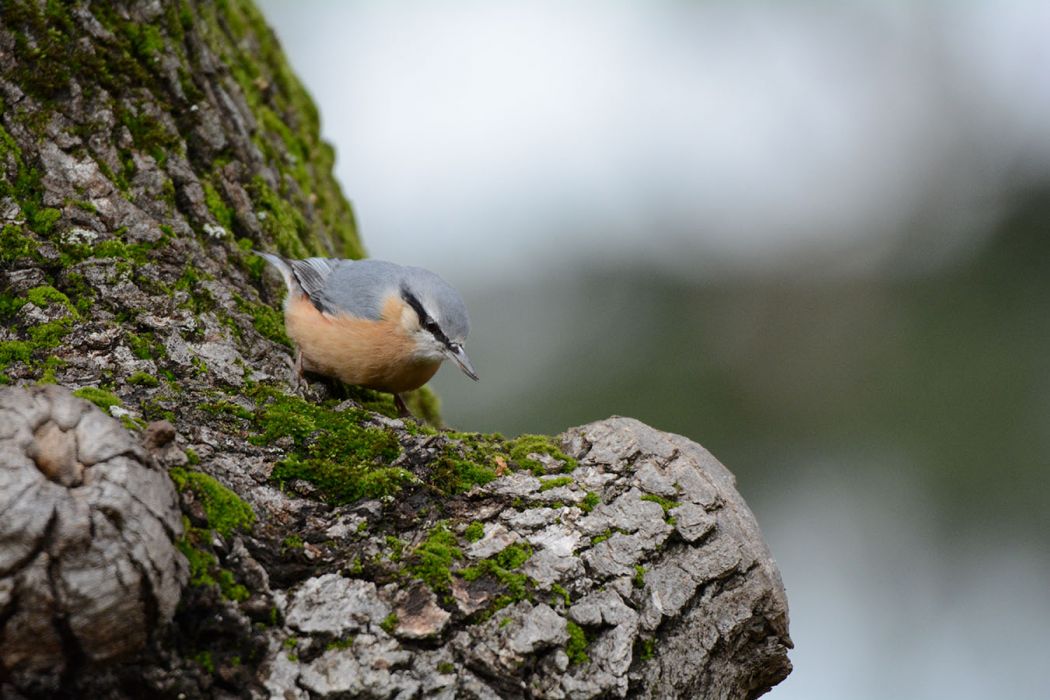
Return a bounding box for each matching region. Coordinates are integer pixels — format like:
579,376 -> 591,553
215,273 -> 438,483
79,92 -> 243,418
398,271 -> 478,381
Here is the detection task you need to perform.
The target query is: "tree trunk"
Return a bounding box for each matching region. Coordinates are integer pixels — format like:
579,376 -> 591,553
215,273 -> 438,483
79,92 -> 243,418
0,1 -> 791,698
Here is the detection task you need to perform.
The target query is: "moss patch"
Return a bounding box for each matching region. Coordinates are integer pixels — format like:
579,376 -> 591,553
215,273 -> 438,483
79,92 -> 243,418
170,467 -> 256,538
539,476 -> 573,492
127,371 -> 159,387
458,542 -> 534,613
177,522 -> 248,602
464,521 -> 485,543
380,612 -> 398,635
0,283 -> 78,380
234,293 -> 291,347
250,387 -> 408,504
73,386 -> 122,411
407,523 -> 462,593
565,621 -> 590,666
506,434 -> 577,475
430,444 -> 498,495
24,285 -> 75,313
640,493 -> 680,523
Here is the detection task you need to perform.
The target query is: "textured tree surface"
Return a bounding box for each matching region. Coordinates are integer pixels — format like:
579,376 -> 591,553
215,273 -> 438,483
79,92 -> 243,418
0,1 -> 791,698
0,385 -> 185,680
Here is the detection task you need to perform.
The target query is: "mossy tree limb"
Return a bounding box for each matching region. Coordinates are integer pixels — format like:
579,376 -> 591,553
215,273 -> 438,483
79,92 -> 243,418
0,2 -> 791,698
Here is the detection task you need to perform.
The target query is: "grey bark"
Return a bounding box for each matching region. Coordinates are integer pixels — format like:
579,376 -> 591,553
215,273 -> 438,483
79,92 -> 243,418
0,385 -> 185,680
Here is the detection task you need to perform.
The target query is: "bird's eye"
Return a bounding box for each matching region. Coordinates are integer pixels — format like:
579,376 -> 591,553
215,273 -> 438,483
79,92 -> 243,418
424,319 -> 440,334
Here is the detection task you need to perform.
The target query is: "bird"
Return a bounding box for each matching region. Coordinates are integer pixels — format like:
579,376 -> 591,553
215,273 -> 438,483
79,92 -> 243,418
257,253 -> 478,416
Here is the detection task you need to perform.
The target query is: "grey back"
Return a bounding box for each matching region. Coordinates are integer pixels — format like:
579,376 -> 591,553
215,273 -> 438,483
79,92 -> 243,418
318,260 -> 471,341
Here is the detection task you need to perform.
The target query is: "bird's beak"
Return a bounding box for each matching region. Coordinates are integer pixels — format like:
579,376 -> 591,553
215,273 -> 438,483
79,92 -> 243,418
445,344 -> 479,381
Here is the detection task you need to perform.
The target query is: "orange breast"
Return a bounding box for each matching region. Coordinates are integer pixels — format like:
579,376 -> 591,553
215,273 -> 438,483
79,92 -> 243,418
284,293 -> 441,393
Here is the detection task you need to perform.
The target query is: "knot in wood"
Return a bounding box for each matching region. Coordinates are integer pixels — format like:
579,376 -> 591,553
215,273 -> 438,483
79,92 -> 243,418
0,385 -> 187,679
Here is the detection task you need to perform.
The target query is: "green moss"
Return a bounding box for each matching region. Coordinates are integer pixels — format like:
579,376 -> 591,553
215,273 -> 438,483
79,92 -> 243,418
61,273 -> 96,315
464,521 -> 485,543
326,637 -> 354,651
170,467 -> 256,538
27,317 -> 73,347
0,340 -> 33,369
640,493 -> 681,520
0,225 -> 35,264
91,238 -> 153,263
185,446 -> 200,465
192,650 -> 215,674
0,286 -> 76,377
234,294 -> 291,347
30,207 -> 61,235
565,621 -> 590,666
638,638 -> 655,662
126,331 -> 155,360
494,543 -> 532,570
115,94 -> 181,165
177,533 -> 218,588
272,459 -> 413,505
248,175 -> 311,258
436,661 -> 455,675
73,386 -> 122,411
633,564 -> 646,589
380,612 -> 398,635
37,357 -> 63,385
218,568 -> 249,601
281,535 -> 304,551
128,22 -> 165,58
580,491 -> 600,513
550,583 -> 571,607
539,476 -> 573,492
194,0 -> 361,259
408,523 -> 462,592
201,178 -> 233,231
458,543 -> 533,610
384,535 -> 405,562
430,448 -> 497,495
120,414 -> 147,431
506,434 -> 577,475
173,265 -> 216,313
178,521 -> 251,602
201,398 -> 254,421
252,387 -> 408,504
127,371 -> 159,387
24,285 -> 74,314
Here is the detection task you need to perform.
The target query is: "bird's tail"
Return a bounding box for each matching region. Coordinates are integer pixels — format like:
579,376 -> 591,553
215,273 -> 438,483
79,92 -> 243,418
255,251 -> 299,294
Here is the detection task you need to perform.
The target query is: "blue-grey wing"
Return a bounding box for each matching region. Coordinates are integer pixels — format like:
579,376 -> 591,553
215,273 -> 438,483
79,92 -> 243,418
316,259 -> 406,321
287,257 -> 337,312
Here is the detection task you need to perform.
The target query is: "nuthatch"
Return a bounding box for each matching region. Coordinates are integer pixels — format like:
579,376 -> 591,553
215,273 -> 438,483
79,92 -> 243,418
258,253 -> 478,414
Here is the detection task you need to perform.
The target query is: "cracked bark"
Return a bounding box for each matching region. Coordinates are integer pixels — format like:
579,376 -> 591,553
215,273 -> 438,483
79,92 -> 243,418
0,385 -> 185,688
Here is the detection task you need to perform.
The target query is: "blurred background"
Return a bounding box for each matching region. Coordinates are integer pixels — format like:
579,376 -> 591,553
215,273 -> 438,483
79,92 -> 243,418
257,1 -> 1050,697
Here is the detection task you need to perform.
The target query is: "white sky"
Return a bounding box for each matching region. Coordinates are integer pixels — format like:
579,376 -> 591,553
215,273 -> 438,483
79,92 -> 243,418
258,0 -> 1050,283
252,6 -> 1050,699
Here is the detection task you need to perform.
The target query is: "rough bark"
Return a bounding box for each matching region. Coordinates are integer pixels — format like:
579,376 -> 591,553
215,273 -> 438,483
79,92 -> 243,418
0,1 -> 791,698
0,385 -> 185,681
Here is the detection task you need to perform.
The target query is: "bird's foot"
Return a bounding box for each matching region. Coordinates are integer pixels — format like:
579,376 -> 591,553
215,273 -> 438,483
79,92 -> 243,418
394,393 -> 415,420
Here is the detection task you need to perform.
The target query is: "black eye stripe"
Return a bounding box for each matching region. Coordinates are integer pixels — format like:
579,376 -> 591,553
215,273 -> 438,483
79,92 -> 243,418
401,288 -> 452,347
